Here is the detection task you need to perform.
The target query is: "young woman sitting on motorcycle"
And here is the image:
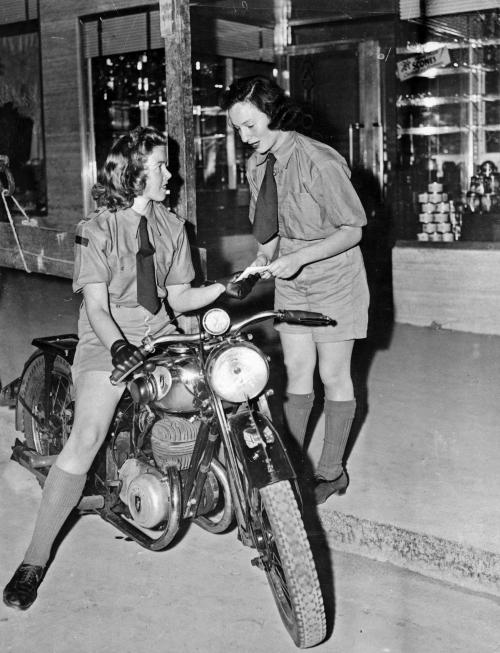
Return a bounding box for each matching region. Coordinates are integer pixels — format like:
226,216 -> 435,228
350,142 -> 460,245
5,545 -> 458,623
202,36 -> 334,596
3,126 -> 226,611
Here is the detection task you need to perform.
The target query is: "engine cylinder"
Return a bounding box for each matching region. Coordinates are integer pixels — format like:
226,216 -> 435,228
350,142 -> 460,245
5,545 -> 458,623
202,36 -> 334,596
151,415 -> 200,470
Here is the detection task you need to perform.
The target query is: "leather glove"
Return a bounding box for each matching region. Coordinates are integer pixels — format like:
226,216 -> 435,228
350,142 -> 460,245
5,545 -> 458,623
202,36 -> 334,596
110,339 -> 144,373
225,272 -> 261,300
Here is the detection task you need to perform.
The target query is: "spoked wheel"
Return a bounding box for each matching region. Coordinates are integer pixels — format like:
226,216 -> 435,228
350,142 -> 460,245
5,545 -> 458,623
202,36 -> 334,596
256,481 -> 326,649
194,459 -> 234,533
20,354 -> 74,457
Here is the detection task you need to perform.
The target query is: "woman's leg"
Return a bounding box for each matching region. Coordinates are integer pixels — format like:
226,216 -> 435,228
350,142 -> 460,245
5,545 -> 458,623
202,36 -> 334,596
4,372 -> 123,610
23,371 -> 124,565
315,340 -> 356,500
280,332 -> 317,448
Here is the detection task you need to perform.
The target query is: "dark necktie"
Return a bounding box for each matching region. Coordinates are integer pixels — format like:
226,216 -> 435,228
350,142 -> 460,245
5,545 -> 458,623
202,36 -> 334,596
136,216 -> 161,314
253,153 -> 278,244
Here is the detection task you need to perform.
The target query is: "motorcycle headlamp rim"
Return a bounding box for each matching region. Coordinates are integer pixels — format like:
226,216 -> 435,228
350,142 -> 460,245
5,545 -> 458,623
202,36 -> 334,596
202,307 -> 231,336
207,342 -> 269,403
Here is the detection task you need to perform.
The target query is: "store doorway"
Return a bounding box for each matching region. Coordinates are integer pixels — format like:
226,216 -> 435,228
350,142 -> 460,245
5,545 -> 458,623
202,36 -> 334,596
289,40 -> 384,197
289,40 -> 393,345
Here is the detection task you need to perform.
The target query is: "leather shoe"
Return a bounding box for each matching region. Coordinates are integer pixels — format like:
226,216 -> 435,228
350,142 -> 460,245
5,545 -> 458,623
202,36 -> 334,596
3,563 -> 45,610
314,471 -> 349,504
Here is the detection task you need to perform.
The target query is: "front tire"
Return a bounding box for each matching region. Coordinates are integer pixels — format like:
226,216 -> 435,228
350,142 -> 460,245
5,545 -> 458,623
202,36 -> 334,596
257,481 -> 326,648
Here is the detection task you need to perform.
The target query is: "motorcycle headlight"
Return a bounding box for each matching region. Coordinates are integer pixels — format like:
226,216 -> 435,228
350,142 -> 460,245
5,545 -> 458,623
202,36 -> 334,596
206,342 -> 269,403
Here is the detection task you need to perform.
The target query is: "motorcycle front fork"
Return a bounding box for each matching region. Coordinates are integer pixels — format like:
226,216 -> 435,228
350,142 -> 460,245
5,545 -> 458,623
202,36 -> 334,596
182,420 -> 218,519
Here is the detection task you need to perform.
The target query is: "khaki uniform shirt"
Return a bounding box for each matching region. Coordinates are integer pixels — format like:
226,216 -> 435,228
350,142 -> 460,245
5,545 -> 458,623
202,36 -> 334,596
246,130 -> 367,238
73,203 -> 195,306
246,131 -> 369,341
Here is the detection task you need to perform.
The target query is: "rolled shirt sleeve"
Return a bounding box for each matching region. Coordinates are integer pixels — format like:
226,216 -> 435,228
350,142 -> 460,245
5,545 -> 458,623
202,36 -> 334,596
73,219 -> 111,293
164,224 -> 195,286
312,160 -> 367,229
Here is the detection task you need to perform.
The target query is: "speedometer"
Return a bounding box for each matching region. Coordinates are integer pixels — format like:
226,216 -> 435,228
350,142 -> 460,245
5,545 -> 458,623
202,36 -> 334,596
202,308 -> 231,335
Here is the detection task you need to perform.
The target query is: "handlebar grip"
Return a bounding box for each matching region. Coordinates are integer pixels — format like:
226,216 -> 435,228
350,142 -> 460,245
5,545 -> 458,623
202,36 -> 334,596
109,345 -> 148,386
278,310 -> 337,327
109,367 -> 126,385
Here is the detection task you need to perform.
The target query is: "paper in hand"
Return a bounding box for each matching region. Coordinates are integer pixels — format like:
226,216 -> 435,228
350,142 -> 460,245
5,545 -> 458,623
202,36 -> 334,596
235,266 -> 269,281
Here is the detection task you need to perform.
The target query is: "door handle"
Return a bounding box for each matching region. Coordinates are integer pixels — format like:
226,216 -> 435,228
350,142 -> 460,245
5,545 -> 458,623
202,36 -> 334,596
348,122 -> 364,168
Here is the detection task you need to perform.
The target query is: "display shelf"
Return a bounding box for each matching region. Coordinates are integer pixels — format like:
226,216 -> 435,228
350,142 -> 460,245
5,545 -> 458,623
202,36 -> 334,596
413,64 -> 496,76
398,126 -> 467,136
397,93 -> 500,107
396,34 -> 500,242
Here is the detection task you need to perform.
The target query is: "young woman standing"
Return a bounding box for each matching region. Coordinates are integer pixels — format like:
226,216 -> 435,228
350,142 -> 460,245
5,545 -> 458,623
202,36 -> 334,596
220,76 -> 369,504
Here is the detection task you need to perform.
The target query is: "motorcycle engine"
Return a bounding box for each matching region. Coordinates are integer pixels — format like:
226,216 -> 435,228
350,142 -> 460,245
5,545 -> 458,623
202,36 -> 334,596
150,414 -> 200,471
118,458 -> 172,528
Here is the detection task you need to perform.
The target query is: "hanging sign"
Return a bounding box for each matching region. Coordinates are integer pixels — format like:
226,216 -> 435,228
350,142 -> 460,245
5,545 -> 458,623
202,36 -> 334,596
397,47 -> 451,81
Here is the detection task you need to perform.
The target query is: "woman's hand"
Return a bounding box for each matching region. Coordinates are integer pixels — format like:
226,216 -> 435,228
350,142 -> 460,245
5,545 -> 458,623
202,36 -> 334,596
110,339 -> 144,373
267,251 -> 304,280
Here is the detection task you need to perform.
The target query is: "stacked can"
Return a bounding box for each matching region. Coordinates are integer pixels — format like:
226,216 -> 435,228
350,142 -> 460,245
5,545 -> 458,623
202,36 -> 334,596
416,182 -> 458,242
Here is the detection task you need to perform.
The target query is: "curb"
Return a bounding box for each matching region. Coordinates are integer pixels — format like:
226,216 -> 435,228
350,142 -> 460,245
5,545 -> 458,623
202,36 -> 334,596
318,508 -> 500,597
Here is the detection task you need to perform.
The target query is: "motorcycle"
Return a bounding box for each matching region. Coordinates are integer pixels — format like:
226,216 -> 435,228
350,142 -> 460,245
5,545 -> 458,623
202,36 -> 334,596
4,302 -> 335,648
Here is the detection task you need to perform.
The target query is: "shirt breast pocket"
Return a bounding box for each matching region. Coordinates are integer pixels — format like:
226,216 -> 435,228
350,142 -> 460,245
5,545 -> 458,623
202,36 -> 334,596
281,191 -> 323,239
108,254 -> 137,297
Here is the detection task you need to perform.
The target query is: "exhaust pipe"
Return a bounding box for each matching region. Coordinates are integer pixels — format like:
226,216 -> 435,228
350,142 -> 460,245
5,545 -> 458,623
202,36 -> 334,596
11,438 -> 56,468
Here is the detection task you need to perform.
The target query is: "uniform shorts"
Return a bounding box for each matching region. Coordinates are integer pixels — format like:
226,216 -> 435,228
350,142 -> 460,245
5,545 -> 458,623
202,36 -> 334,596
274,241 -> 369,342
71,302 -> 177,385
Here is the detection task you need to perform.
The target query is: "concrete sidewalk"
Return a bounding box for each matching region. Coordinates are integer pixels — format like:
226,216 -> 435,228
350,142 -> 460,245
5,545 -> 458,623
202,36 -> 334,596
312,323 -> 500,596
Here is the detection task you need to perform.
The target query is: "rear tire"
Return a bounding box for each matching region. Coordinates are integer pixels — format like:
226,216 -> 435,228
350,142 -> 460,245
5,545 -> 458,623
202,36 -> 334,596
257,481 -> 326,648
20,354 -> 74,456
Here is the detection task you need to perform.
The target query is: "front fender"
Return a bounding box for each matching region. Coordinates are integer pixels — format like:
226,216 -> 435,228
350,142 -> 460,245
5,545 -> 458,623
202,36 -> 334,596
228,409 -> 296,490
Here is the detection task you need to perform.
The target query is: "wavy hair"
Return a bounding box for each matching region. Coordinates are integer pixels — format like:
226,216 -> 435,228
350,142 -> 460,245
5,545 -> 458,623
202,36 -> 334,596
219,75 -> 302,131
92,126 -> 167,210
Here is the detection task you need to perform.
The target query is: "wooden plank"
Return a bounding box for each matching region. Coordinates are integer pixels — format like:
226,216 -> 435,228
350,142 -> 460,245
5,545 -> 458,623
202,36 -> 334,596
0,222 -> 206,282
0,222 -> 73,278
161,0 -> 197,227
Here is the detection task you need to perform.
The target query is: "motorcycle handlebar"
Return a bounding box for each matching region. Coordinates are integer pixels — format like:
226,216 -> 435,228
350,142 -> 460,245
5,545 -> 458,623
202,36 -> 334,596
109,310 -> 335,385
109,344 -> 150,385
109,333 -> 202,386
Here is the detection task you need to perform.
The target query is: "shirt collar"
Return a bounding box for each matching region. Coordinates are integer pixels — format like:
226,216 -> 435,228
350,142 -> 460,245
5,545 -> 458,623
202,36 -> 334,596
255,131 -> 296,170
273,131 -> 296,169
129,204 -> 161,236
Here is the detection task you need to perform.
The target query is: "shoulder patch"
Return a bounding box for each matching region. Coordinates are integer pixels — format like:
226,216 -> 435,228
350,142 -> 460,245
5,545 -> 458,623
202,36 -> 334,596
75,234 -> 89,247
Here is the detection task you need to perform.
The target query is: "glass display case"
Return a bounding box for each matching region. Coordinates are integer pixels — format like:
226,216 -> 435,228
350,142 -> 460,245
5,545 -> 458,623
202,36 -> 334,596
91,51 -> 270,192
394,11 -> 500,241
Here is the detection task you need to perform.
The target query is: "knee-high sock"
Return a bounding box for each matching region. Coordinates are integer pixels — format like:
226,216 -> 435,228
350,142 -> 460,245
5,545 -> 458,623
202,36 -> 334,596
23,464 -> 87,568
283,392 -> 314,448
317,399 -> 356,480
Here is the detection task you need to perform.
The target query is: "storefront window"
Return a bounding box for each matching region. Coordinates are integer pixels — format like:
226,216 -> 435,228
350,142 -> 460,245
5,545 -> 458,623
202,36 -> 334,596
0,30 -> 46,217
91,50 -> 270,191
92,49 -> 167,170
395,11 -> 500,241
